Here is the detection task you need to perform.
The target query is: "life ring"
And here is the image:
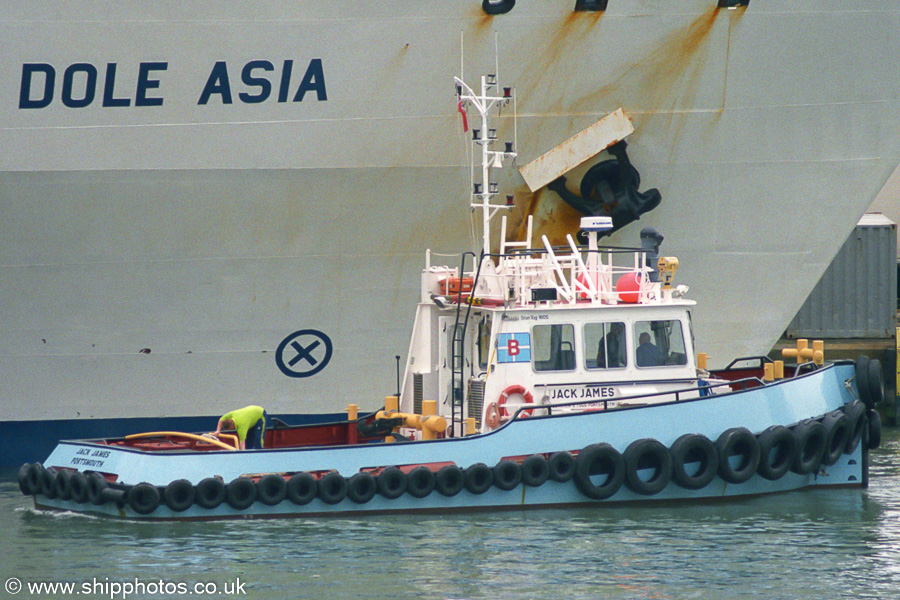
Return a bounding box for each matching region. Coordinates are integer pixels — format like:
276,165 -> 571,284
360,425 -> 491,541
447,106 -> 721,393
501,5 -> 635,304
435,465 -> 465,497
127,483 -> 160,515
521,455 -> 550,487
464,463 -> 493,494
406,466 -> 436,498
843,400 -> 867,454
86,472 -> 108,505
493,460 -> 522,491
195,477 -> 226,509
286,472 -> 318,505
623,438 -> 672,496
347,472 -> 377,504
482,0 -> 515,15
318,472 -> 348,505
164,479 -> 196,512
573,443 -> 625,500
547,452 -> 576,483
498,385 -> 534,419
256,474 -> 287,506
756,426 -> 797,481
716,427 -> 760,484
69,471 -> 89,504
790,420 -> 826,475
669,434 -> 719,490
376,467 -> 407,500
226,477 -> 257,510
821,412 -> 851,466
866,409 -> 882,450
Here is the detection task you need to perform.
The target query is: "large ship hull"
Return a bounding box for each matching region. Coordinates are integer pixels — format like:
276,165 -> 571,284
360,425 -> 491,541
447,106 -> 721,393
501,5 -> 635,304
3,3 -> 899,464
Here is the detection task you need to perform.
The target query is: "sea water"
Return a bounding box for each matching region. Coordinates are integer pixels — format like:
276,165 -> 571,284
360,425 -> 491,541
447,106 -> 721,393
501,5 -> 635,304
3,429 -> 900,600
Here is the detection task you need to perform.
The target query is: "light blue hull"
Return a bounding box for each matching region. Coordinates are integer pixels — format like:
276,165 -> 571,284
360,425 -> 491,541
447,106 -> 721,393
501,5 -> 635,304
28,363 -> 869,520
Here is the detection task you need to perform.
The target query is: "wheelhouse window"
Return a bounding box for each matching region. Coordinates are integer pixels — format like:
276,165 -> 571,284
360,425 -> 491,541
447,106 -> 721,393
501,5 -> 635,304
634,320 -> 688,368
584,322 -> 626,369
533,324 -> 575,372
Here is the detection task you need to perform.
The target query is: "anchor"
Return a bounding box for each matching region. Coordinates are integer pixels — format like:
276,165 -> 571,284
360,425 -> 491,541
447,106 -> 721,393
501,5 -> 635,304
546,140 -> 661,238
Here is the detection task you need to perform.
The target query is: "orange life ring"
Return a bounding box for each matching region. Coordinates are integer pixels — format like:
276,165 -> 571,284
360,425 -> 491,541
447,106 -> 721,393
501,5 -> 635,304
497,385 -> 534,418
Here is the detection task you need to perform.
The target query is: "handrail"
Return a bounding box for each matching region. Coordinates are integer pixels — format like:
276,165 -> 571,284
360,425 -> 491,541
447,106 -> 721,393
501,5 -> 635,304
124,431 -> 239,451
507,370 -> 821,420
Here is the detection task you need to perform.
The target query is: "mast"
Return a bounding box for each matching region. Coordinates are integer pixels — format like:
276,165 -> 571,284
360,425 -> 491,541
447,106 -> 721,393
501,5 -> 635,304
454,73 -> 517,258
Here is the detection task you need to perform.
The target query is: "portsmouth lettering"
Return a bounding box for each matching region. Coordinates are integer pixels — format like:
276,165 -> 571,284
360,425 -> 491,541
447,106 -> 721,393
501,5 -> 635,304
18,59 -> 328,109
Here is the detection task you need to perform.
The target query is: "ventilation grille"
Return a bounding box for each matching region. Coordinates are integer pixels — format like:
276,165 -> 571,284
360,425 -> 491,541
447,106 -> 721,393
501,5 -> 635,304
413,373 -> 424,415
467,379 -> 485,428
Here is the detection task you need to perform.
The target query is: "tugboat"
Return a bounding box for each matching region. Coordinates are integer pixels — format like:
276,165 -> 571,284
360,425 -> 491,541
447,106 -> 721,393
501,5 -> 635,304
17,71 -> 882,520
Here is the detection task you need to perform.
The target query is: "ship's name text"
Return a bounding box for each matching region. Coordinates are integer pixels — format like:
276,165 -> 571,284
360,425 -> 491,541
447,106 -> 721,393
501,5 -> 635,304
18,59 -> 328,109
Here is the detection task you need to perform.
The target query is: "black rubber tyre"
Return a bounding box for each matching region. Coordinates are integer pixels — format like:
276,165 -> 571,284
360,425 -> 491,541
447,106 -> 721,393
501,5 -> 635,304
40,467 -> 58,499
521,455 -> 550,487
406,466 -> 436,499
843,400 -> 867,454
164,479 -> 196,512
547,452 -> 576,483
756,426 -> 797,481
69,471 -> 89,504
464,463 -> 493,495
492,460 -> 522,491
256,474 -> 287,506
376,467 -> 407,500
286,473 -> 317,505
347,472 -> 377,504
866,409 -> 882,450
716,428 -> 760,484
99,487 -> 126,507
18,463 -> 34,496
127,483 -> 161,515
226,477 -> 257,510
26,463 -> 45,496
195,477 -> 226,509
573,443 -> 625,500
54,469 -> 74,500
318,472 -> 348,505
821,412 -> 851,466
856,356 -> 873,407
670,434 -> 719,490
86,472 -> 108,505
791,420 -> 827,475
435,465 -> 465,497
623,438 -> 672,496
867,358 -> 885,407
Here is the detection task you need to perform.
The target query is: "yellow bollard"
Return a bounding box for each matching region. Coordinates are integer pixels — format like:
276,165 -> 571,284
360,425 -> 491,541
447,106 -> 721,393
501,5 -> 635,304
385,396 -> 399,413
466,417 -> 477,436
697,353 -> 708,370
774,360 -> 784,379
783,339 -> 814,364
764,363 -> 774,382
346,404 -> 358,421
812,340 -> 825,365
422,400 -> 437,416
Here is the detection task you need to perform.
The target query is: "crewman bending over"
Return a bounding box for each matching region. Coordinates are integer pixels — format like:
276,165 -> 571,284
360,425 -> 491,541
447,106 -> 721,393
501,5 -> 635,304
213,405 -> 268,450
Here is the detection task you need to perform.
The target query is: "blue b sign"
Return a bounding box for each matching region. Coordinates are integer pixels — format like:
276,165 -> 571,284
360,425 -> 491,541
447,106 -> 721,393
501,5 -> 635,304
497,333 -> 531,363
